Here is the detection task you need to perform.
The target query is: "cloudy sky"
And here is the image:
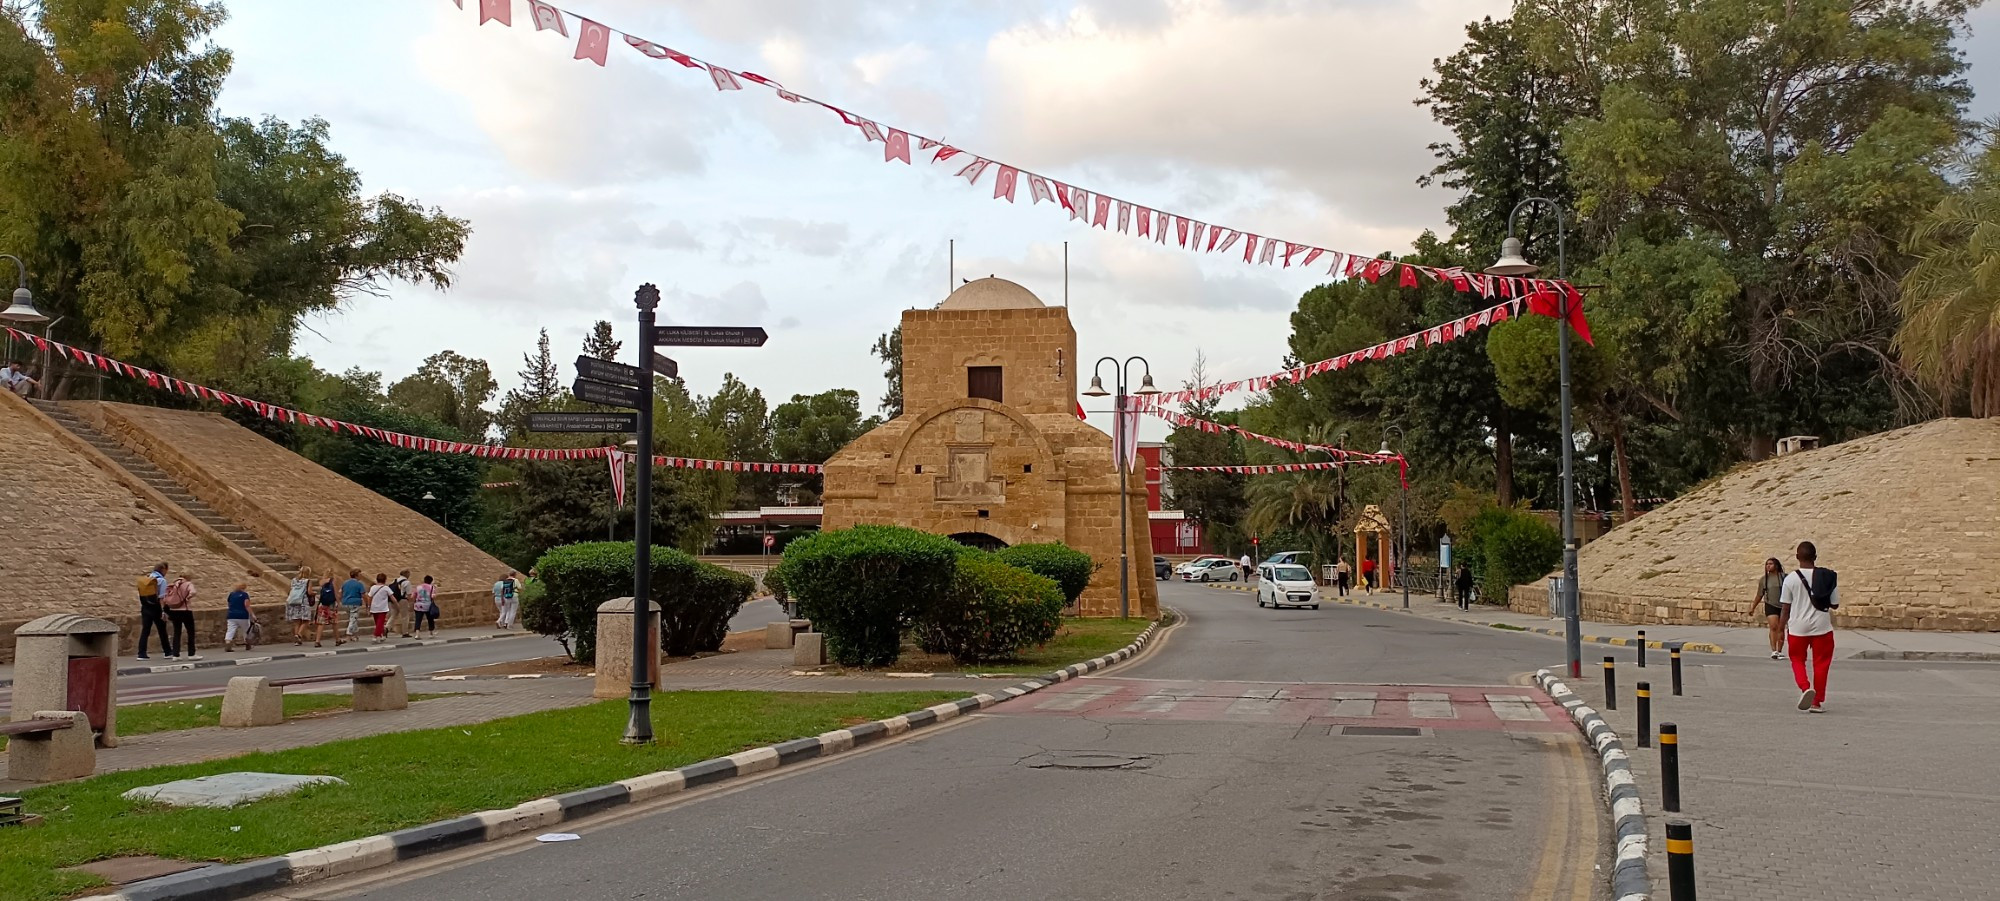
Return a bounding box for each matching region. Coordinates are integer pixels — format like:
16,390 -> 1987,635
215,0 -> 2000,445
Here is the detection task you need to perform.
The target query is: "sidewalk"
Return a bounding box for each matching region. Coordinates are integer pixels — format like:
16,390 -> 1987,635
1203,583 -> 2000,659
0,625 -> 539,688
1575,651 -> 2000,899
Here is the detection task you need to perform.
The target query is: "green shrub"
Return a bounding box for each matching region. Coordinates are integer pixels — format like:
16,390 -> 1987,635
532,542 -> 752,662
780,524 -> 962,667
762,564 -> 788,603
992,542 -> 1095,607
1480,515 -> 1563,602
918,552 -> 1065,664
518,578 -> 571,657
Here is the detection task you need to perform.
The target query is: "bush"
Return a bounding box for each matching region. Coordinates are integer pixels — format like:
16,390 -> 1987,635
780,525 -> 962,667
762,564 -> 788,603
1480,515 -> 1563,602
918,552 -> 1065,664
992,542 -> 1094,607
518,578 -> 571,656
531,541 -> 753,662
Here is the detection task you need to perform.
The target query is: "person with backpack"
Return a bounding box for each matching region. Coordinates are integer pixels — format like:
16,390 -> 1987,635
314,575 -> 342,647
1455,564 -> 1475,611
391,570 -> 415,638
136,563 -> 173,660
1779,540 -> 1840,713
412,575 -> 439,637
497,572 -> 520,629
162,574 -> 201,660
286,567 -> 316,646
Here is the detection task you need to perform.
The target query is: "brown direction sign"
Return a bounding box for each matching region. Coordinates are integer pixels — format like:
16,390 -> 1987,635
575,355 -> 644,390
527,411 -> 638,433
651,326 -> 767,347
571,376 -> 643,410
651,352 -> 680,379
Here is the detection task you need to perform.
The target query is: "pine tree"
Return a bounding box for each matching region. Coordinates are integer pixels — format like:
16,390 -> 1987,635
581,321 -> 621,362
497,329 -> 562,440
871,327 -> 903,417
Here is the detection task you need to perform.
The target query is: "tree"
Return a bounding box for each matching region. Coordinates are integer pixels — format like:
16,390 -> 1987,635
310,393 -> 482,538
1163,354 -> 1249,553
581,320 -> 621,363
0,2 -> 467,393
1896,125 -> 2000,417
702,373 -> 772,507
771,388 -> 872,494
497,329 -> 562,440
388,350 -> 498,440
871,326 -> 903,417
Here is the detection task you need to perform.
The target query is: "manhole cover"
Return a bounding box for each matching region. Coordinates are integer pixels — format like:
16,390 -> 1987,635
1340,726 -> 1424,737
1026,752 -> 1157,770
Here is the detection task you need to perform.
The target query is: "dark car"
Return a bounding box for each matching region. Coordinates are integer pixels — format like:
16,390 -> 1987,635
1154,556 -> 1171,580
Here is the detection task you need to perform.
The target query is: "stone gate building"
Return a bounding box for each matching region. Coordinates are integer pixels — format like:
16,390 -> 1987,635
822,277 -> 1159,618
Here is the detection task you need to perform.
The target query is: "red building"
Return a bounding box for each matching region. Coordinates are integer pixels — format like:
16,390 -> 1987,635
1139,441 -> 1208,555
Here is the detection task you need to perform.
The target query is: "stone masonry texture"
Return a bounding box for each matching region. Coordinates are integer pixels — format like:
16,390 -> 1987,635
1510,418 -> 2000,630
823,278 -> 1159,618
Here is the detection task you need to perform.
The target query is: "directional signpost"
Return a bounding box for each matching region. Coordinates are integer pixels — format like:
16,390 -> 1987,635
526,412 -> 637,433
621,286 -> 767,746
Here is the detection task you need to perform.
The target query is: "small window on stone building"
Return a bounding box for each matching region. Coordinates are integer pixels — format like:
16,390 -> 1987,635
1023,464 -> 1033,474
914,464 -> 923,474
968,366 -> 1003,403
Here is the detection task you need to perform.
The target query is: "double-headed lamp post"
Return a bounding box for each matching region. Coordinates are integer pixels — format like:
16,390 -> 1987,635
1486,196 -> 1581,678
1378,426 -> 1409,610
1082,357 -> 1160,620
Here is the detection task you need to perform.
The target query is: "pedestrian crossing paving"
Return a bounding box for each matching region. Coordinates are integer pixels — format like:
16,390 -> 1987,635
1003,677 -> 1567,733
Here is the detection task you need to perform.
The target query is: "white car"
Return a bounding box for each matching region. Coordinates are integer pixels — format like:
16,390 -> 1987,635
1257,563 -> 1320,609
1174,556 -> 1230,579
1181,558 -> 1240,582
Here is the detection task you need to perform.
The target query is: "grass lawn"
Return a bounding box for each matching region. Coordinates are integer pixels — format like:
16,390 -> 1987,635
2,690 -> 964,901
0,694 -> 442,751
868,617 -> 1154,675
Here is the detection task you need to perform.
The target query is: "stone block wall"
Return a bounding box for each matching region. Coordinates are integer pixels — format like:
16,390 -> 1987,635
903,307 -> 1076,417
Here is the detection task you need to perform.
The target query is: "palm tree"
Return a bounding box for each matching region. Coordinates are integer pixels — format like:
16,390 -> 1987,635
1242,424 -> 1349,565
1896,127 -> 2000,418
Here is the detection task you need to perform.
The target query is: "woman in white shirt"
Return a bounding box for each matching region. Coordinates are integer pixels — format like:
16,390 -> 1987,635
367,572 -> 398,644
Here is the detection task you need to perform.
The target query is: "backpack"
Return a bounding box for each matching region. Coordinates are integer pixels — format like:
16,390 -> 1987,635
137,572 -> 160,600
1795,568 -> 1838,612
390,578 -> 407,602
164,580 -> 195,610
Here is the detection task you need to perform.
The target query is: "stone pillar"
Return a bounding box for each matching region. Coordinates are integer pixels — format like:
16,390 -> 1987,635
594,597 -> 661,699
793,632 -> 826,667
220,676 -> 284,727
765,621 -> 795,649
353,665 -> 408,711
12,614 -> 120,748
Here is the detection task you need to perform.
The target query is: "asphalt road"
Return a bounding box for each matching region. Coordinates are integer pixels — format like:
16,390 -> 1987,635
301,581 -> 1606,901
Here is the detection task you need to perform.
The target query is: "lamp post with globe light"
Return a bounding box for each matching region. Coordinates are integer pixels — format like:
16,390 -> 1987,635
1082,357 -> 1161,620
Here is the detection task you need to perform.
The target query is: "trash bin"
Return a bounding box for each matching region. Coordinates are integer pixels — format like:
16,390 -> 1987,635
12,614 -> 121,747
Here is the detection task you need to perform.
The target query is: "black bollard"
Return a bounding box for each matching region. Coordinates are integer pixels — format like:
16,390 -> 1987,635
1660,722 -> 1682,813
1667,821 -> 1697,900
1602,656 -> 1617,710
1636,681 -> 1652,748
1670,646 -> 1684,696
1637,629 -> 1647,667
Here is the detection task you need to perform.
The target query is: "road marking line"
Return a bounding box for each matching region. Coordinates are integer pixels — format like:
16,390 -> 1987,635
1123,693 -> 1180,714
1224,690 -> 1287,716
1406,692 -> 1456,718
1484,694 -> 1548,722
1032,685 -> 1116,711
1327,691 -> 1377,717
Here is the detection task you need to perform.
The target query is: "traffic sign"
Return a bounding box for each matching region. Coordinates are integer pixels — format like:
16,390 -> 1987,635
572,377 -> 643,410
763,534 -> 775,549
651,326 -> 768,347
575,355 -> 644,390
651,352 -> 679,379
527,411 -> 638,433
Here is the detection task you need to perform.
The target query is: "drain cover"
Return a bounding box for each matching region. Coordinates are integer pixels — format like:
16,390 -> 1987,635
1026,752 -> 1156,770
1340,726 -> 1423,737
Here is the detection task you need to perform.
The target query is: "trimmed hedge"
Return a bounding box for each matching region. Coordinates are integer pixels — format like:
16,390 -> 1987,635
530,541 -> 753,662
779,525 -> 962,666
992,542 -> 1094,607
918,551 -> 1065,664
1452,504 -> 1563,603
762,565 -> 788,604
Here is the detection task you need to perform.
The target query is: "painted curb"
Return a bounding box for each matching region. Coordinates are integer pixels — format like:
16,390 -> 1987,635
0,632 -> 544,689
1201,583 -> 1727,655
1854,649 -> 2000,662
1536,668 -> 1650,901
97,620 -> 1164,901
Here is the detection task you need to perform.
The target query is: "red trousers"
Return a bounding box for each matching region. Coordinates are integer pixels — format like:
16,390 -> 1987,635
1788,632 -> 1834,705
372,612 -> 389,638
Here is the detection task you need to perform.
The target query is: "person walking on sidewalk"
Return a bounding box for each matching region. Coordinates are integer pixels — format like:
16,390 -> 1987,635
314,575 -> 342,647
286,567 -> 315,645
222,581 -> 257,651
341,569 -> 367,638
136,563 -> 173,660
367,573 -> 396,644
1334,558 -> 1350,597
492,574 -> 508,628
1238,553 -> 1253,583
162,573 -> 201,660
1360,557 -> 1377,593
391,570 -> 415,638
1779,541 -> 1840,713
411,575 -> 439,637
497,572 -> 521,629
1455,564 -> 1475,611
1754,557 -> 1788,659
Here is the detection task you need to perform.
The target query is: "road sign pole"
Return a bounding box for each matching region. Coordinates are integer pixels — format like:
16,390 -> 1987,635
624,284 -> 660,746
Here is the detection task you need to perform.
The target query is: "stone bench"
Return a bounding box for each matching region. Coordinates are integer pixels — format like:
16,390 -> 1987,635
764,618 -> 812,649
220,665 -> 407,727
3,711 -> 94,782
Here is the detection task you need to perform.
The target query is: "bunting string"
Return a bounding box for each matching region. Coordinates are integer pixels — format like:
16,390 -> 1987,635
449,1 -> 1588,296
3,326 -> 823,474
1138,405 -> 1408,487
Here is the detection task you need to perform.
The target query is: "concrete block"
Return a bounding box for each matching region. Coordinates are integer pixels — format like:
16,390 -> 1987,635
124,771 -> 346,808
793,632 -> 826,667
765,621 -> 794,650
220,676 -> 284,727
595,598 -> 662,699
6,710 -> 94,782
353,665 -> 407,711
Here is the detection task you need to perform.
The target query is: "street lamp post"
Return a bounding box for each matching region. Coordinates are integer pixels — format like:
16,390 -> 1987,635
1081,357 -> 1161,620
1486,197 -> 1581,678
1,255 -> 48,369
1378,426 -> 1409,610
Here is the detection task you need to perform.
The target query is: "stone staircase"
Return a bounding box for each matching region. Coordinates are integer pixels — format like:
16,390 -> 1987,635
29,399 -> 299,577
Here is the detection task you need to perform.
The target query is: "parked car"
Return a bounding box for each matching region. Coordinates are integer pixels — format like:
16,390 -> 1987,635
1153,556 -> 1171,580
1174,555 -> 1230,578
1181,558 -> 1240,582
1257,563 -> 1320,609
1263,550 -> 1314,568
